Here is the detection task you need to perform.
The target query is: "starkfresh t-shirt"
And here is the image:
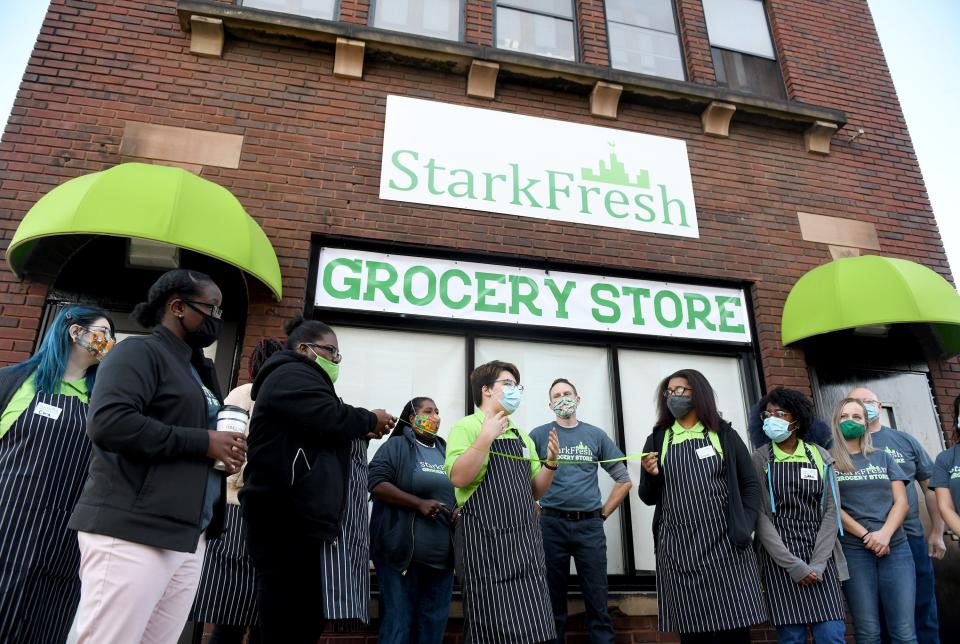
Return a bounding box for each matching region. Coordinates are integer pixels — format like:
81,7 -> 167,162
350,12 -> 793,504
529,421 -> 630,512
411,440 -> 456,569
930,445 -> 960,509
869,426 -> 934,538
836,450 -> 909,548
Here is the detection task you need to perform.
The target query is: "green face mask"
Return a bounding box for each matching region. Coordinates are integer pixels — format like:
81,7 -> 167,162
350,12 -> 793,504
312,352 -> 340,383
839,418 -> 866,439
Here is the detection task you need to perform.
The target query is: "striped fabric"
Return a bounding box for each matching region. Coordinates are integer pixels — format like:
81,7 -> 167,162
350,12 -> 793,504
189,503 -> 259,626
655,431 -> 767,633
319,438 -> 370,622
757,446 -> 845,626
0,392 -> 91,642
456,433 -> 555,643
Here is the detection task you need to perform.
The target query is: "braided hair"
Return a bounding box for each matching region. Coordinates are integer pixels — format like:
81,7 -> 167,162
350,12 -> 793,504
248,337 -> 283,381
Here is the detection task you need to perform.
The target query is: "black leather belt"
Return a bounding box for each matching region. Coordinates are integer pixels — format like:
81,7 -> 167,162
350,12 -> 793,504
541,507 -> 602,521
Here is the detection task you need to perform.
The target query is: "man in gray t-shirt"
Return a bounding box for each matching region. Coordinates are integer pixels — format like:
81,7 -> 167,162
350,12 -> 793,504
530,379 -> 631,644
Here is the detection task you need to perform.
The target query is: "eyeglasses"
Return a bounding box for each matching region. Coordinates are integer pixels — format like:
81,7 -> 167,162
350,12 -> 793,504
663,386 -> 693,397
761,410 -> 791,420
489,379 -> 524,392
83,325 -> 115,340
183,300 -> 223,320
307,343 -> 341,361
858,398 -> 880,407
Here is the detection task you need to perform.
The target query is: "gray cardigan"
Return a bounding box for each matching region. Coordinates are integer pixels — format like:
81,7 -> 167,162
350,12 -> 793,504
751,442 -> 849,582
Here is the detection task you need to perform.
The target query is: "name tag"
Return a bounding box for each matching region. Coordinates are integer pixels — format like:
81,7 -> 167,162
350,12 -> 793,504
522,447 -> 530,459
34,402 -> 63,421
800,468 -> 818,481
696,445 -> 716,460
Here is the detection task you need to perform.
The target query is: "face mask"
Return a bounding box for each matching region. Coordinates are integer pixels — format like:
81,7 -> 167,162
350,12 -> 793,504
863,403 -> 880,423
312,350 -> 340,383
499,385 -> 523,414
666,395 -> 694,419
76,330 -> 114,362
551,396 -> 577,419
839,419 -> 866,439
180,313 -> 222,349
412,414 -> 440,434
763,417 -> 794,444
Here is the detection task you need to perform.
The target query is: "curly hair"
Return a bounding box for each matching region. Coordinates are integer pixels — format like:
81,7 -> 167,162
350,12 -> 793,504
757,387 -> 815,439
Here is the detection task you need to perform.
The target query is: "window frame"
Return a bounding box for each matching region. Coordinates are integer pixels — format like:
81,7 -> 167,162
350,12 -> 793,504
603,0 -> 687,81
367,0 -> 467,43
701,0 -> 787,98
493,0 -> 581,63
238,0 -> 342,22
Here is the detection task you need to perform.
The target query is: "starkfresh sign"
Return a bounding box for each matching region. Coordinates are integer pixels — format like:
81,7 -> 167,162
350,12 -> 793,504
315,249 -> 750,343
379,96 -> 700,238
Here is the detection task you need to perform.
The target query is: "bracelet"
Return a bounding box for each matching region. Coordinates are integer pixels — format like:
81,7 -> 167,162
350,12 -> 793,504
544,462 -> 558,471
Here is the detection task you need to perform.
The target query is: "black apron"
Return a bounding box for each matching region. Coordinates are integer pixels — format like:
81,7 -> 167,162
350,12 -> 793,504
0,390 -> 91,643
189,503 -> 259,626
455,432 -> 555,643
655,430 -> 766,633
756,444 -> 845,626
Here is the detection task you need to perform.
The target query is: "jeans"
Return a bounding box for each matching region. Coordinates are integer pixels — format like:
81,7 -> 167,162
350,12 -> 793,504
540,514 -> 614,644
879,534 -> 940,644
376,561 -> 454,644
777,620 -> 846,644
842,540 -> 917,644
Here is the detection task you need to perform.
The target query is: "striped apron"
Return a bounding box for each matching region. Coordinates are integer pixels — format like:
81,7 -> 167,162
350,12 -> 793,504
455,433 -> 555,644
655,430 -> 766,633
189,503 -> 259,626
757,445 -> 845,626
318,438 -> 370,623
0,391 -> 90,643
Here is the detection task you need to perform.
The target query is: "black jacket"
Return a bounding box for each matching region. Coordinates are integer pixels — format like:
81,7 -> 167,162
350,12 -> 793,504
637,421 -> 760,550
368,427 -> 454,572
68,326 -> 225,553
0,365 -> 34,414
240,350 -> 377,543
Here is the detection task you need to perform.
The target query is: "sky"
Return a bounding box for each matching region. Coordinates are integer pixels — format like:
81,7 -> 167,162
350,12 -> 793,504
0,1 -> 956,276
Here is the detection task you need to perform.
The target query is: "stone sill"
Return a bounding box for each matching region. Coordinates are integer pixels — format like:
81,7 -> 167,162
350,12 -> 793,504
176,0 -> 847,152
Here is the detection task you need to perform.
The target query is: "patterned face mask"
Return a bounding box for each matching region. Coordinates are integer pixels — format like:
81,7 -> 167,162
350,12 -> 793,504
77,330 -> 115,362
551,396 -> 578,419
412,414 -> 440,434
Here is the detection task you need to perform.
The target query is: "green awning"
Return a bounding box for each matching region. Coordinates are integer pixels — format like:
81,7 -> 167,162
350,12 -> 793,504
782,255 -> 960,355
7,163 -> 282,300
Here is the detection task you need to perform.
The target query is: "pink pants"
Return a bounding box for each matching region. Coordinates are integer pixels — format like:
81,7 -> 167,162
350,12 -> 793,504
75,531 -> 206,644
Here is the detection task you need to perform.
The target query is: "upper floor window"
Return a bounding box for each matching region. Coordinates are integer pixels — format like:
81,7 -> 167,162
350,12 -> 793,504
606,0 -> 685,80
496,0 -> 577,62
372,0 -> 462,41
241,0 -> 337,20
701,0 -> 786,98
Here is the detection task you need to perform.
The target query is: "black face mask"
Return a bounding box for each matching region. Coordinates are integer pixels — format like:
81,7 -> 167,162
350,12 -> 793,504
666,396 -> 695,419
180,306 -> 223,349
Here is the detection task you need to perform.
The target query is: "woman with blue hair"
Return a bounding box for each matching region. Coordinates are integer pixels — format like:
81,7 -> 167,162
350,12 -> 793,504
0,305 -> 114,642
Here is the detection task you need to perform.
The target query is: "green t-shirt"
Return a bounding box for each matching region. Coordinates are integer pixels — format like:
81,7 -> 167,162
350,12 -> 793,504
444,410 -> 541,507
0,375 -> 89,439
770,438 -> 826,477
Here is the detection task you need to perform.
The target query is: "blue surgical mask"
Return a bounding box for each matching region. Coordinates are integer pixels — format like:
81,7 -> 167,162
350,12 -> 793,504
864,403 -> 880,423
500,385 -> 523,414
763,417 -> 794,444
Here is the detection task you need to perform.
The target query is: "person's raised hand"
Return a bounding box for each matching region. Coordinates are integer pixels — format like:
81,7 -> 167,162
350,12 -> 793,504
641,452 -> 660,476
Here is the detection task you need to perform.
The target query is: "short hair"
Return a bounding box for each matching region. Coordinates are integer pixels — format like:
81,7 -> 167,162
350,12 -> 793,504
131,269 -> 217,328
757,387 -> 815,439
470,360 -> 520,407
549,378 -> 577,397
283,315 -> 335,350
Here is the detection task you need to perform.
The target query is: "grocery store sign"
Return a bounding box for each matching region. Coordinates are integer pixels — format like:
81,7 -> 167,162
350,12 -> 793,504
315,248 -> 750,343
379,96 -> 699,238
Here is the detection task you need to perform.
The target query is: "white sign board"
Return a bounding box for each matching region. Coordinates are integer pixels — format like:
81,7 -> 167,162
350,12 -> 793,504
315,248 -> 751,344
379,95 -> 700,238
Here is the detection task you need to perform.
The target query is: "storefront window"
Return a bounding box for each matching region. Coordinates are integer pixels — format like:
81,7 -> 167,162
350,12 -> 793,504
606,0 -> 685,80
371,0 -> 462,41
496,0 -> 577,61
240,0 -> 338,21
701,0 -> 786,98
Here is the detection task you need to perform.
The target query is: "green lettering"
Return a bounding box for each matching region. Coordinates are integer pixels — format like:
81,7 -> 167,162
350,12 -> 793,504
508,275 -> 542,316
604,189 -> 629,219
684,293 -> 716,331
440,269 -> 471,310
362,261 -> 400,303
483,172 -> 506,202
448,169 -> 476,199
403,265 -> 436,306
622,286 -> 650,325
388,150 -> 418,191
510,164 -> 541,207
322,258 -> 362,300
546,171 -> 573,210
544,279 -> 576,319
425,158 -> 446,196
659,184 -> 688,227
716,296 -> 746,334
476,272 -> 507,313
633,193 -> 656,222
590,283 -> 621,323
579,184 -> 601,214
654,290 -> 683,328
